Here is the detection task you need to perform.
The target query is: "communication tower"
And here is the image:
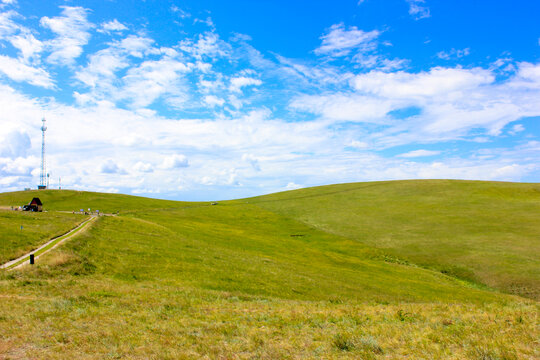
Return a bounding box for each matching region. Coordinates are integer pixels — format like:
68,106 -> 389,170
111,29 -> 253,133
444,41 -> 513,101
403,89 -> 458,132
38,118 -> 47,189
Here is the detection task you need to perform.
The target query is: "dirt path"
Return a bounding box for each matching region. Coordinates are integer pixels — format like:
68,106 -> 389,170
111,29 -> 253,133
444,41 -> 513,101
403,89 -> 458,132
0,216 -> 97,271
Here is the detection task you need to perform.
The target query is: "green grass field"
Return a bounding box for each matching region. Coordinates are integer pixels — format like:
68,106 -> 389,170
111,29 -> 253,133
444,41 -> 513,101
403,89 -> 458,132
0,180 -> 538,358
0,210 -> 85,264
249,180 -> 540,300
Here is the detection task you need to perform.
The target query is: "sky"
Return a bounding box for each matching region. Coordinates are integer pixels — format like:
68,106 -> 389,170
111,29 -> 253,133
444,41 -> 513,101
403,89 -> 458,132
0,0 -> 539,201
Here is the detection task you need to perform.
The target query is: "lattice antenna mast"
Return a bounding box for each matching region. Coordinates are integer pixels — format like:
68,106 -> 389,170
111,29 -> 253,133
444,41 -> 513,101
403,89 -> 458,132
40,118 -> 47,189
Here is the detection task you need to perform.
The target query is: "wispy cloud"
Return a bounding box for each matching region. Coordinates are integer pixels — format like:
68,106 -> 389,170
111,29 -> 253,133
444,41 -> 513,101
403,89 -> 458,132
315,23 -> 379,57
0,55 -> 54,88
40,6 -> 93,66
398,149 -> 441,158
437,48 -> 470,60
229,76 -> 262,93
406,0 -> 431,20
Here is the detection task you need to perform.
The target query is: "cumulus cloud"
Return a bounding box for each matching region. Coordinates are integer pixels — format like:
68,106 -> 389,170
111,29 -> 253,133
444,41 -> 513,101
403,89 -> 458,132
0,131 -> 31,158
98,19 -> 127,33
120,56 -> 191,108
161,154 -> 189,169
204,95 -> 225,107
133,161 -> 153,173
292,63 -> 540,146
100,159 -> 122,174
350,67 -> 494,98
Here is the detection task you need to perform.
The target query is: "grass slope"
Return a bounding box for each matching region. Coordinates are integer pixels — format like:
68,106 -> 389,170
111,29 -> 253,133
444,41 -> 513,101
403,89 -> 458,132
249,180 -> 540,300
0,210 -> 85,264
0,181 -> 538,358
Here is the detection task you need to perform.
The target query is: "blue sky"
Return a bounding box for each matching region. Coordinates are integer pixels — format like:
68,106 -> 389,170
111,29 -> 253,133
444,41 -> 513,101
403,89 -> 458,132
0,0 -> 539,200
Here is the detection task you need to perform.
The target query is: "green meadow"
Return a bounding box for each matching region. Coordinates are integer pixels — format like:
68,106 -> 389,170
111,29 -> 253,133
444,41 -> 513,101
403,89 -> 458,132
0,180 -> 538,359
0,210 -> 85,264
248,180 -> 540,300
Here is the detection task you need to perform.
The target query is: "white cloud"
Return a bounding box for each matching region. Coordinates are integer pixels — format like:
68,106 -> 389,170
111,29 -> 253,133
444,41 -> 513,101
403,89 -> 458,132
315,23 -> 380,57
285,182 -> 302,190
437,48 -> 470,60
351,67 -> 494,98
242,154 -> 261,171
179,32 -> 230,60
348,140 -> 369,149
292,63 -> 540,147
100,159 -> 121,174
0,131 -> 30,158
117,35 -> 156,58
406,0 -> 430,20
229,76 -> 262,93
40,6 -> 93,65
0,55 -> 54,88
75,36 -> 189,107
0,156 -> 38,177
171,6 -> 191,19
0,10 -> 20,38
509,124 -> 524,135
398,149 -> 441,158
9,33 -> 44,62
133,161 -> 153,173
99,19 -> 127,33
290,94 -> 392,123
194,17 -> 214,29
161,154 -> 189,169
75,47 -> 130,88
120,56 -> 192,108
204,95 -> 225,107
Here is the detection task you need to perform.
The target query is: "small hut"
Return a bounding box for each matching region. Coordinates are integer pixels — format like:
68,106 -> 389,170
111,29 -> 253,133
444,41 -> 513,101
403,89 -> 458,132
24,198 -> 43,212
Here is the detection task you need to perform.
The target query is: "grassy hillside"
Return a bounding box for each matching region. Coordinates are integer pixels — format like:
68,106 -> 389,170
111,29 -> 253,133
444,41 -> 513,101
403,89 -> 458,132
0,181 -> 538,358
249,180 -> 540,300
0,210 -> 85,264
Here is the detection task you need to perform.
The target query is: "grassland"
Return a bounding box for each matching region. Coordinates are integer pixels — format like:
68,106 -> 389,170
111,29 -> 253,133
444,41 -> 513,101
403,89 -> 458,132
0,180 -> 538,358
0,210 -> 85,264
249,180 -> 540,300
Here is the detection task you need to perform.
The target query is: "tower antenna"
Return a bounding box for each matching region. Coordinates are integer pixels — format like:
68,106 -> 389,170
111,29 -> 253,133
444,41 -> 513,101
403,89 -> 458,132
38,118 -> 47,190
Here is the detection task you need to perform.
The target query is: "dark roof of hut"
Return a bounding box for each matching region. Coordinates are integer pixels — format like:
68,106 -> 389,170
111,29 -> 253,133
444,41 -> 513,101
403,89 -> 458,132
30,197 -> 43,206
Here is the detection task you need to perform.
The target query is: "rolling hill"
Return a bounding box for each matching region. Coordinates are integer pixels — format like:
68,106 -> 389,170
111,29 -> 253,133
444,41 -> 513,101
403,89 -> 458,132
0,180 -> 538,359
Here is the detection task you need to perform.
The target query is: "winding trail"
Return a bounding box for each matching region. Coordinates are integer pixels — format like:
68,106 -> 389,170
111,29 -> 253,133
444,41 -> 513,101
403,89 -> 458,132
0,215 -> 97,271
